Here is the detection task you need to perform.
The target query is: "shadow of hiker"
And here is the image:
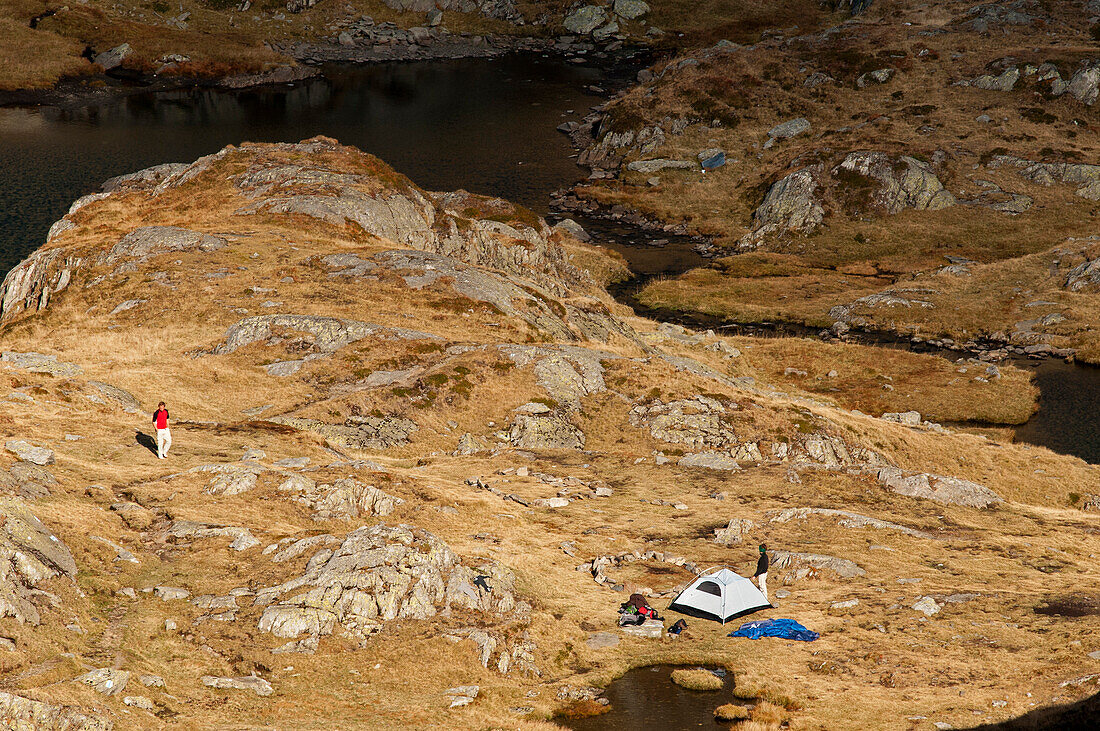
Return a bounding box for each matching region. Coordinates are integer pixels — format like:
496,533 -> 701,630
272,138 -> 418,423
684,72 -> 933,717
135,430 -> 158,456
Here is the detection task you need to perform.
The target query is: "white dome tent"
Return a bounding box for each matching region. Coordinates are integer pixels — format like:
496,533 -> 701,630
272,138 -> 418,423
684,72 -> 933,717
667,567 -> 772,623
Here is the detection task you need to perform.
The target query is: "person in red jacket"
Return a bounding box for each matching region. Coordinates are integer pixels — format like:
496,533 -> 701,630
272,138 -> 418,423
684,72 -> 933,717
152,402 -> 171,459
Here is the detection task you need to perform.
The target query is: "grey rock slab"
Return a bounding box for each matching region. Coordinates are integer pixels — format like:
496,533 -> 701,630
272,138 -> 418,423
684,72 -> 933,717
201,675 -> 273,697
912,596 -> 941,616
88,381 -> 141,413
94,43 -> 132,70
1,351 -> 82,377
5,441 -> 54,466
768,117 -> 811,139
109,299 -> 146,316
876,467 -> 1002,508
772,551 -> 865,578
101,226 -> 225,265
678,452 -> 740,471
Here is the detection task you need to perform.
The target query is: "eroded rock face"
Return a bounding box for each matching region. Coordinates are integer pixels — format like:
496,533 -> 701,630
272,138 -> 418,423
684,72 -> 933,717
629,396 -> 738,450
0,691 -> 113,730
271,415 -> 418,450
256,524 -> 521,642
835,152 -> 956,214
1,498 -> 77,624
987,156 -> 1100,201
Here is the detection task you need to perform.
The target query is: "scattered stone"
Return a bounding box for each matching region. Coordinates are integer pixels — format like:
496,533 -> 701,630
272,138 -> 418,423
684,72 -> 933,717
140,675 -> 165,688
201,675 -> 273,697
912,596 -> 941,616
154,586 -> 190,601
75,668 -> 129,697
767,507 -> 934,539
619,619 -> 664,638
122,696 -> 155,711
831,599 -> 860,609
93,44 -> 132,71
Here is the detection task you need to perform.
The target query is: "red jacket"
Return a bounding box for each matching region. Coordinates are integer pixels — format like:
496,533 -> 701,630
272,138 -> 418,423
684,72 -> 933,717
153,409 -> 169,430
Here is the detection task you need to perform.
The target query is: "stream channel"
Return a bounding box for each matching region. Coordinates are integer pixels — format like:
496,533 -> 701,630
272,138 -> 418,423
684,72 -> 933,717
0,53 -> 1096,467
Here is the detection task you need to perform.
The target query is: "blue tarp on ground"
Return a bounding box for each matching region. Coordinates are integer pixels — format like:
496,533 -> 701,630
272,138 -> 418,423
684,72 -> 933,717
701,152 -> 726,171
728,618 -> 819,642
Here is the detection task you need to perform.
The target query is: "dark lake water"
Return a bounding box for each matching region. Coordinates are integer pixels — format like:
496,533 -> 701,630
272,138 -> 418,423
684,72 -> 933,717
0,54 -> 622,273
0,54 -> 1097,465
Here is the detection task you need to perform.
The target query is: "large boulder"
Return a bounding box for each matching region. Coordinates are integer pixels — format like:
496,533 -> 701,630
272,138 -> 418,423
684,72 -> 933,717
510,412 -> 585,450
739,168 -> 824,248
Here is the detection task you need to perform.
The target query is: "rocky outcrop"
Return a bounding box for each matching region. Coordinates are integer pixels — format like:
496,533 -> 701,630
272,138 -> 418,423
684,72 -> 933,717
509,408 -> 585,450
1,351 -> 82,378
279,476 -> 404,520
740,168 -> 824,248
987,156 -> 1100,201
835,152 -> 956,214
1,498 -> 77,624
255,524 -> 523,642
167,520 -> 260,551
0,691 -> 112,730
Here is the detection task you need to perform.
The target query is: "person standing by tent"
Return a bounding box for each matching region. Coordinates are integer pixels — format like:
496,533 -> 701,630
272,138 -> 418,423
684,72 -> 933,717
753,544 -> 769,601
152,402 -> 171,459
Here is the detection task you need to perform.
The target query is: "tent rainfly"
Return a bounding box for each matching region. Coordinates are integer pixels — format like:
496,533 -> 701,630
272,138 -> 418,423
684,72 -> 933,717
667,567 -> 772,623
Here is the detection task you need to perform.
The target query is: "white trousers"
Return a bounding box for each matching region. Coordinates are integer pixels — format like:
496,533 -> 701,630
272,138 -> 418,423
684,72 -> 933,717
156,428 -> 171,458
757,572 -> 768,601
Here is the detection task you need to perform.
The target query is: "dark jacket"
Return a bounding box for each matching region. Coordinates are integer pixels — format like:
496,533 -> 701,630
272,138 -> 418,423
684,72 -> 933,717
754,552 -> 769,577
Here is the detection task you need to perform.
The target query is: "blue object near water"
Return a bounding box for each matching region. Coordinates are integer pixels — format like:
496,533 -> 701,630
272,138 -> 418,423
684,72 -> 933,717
728,618 -> 819,642
701,152 -> 726,170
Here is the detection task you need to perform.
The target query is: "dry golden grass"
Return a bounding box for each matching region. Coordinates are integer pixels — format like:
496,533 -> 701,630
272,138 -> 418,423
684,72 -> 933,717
670,667 -> 724,691
715,702 -> 751,721
1,139 -> 1099,730
0,19 -> 92,90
